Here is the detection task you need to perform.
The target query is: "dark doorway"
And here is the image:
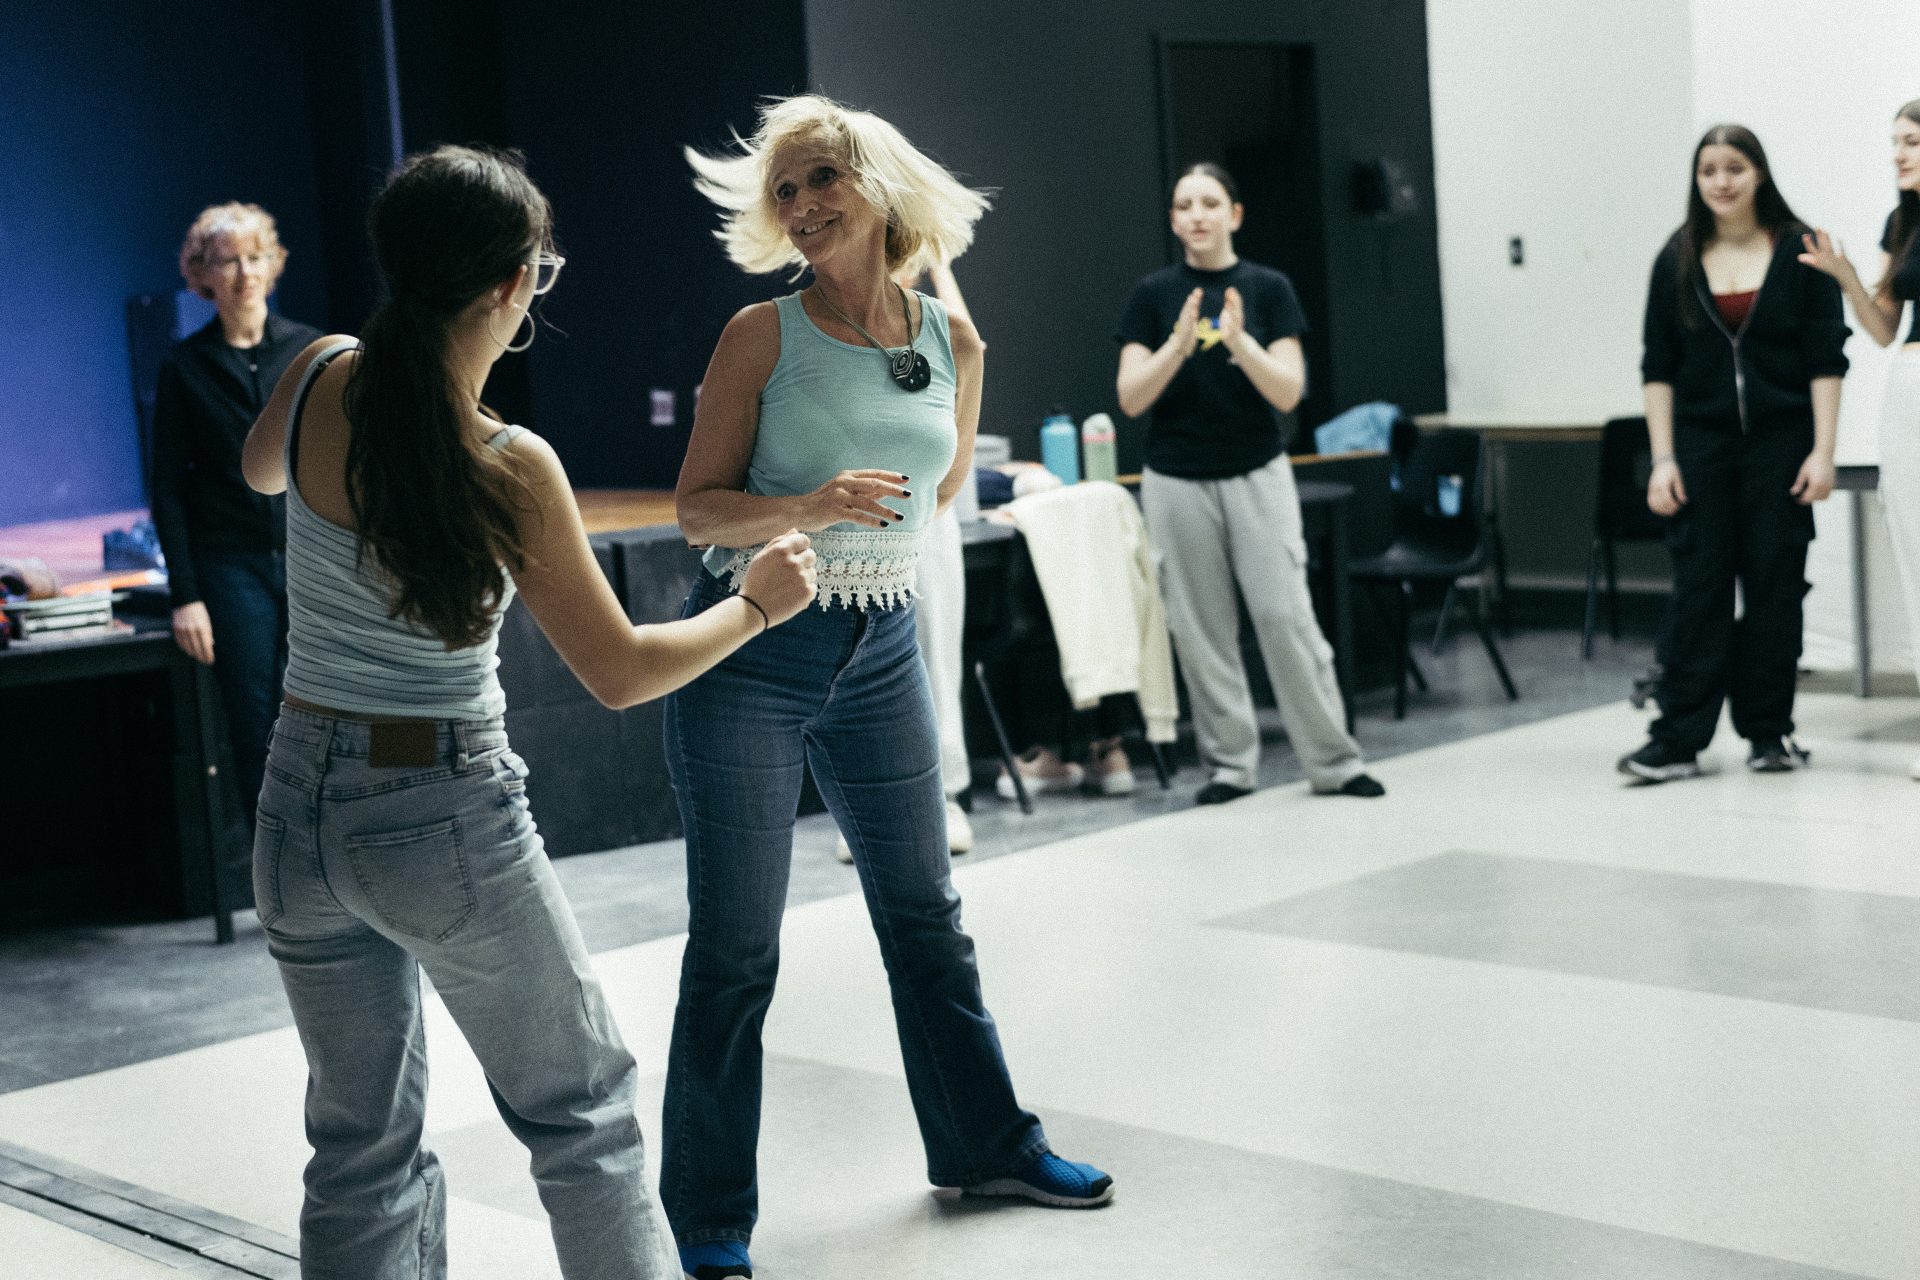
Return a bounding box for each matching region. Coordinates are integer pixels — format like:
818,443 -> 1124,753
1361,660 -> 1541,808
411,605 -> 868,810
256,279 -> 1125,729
1158,41 -> 1331,442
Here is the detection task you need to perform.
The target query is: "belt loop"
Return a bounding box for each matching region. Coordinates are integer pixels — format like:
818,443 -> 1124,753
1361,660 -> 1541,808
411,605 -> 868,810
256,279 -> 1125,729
452,719 -> 469,771
314,715 -> 337,770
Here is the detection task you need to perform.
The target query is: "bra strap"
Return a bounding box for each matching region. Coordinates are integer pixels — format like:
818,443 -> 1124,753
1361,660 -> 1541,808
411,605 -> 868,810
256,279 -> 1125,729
283,339 -> 361,481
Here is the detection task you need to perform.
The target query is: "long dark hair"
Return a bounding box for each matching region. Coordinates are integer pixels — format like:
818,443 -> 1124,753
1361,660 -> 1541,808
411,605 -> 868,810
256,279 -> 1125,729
345,145 -> 552,649
1881,99 -> 1920,294
1669,125 -> 1801,327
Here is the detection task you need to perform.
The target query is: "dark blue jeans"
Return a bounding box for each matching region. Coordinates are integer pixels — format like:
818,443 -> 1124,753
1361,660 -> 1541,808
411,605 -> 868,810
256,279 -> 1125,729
661,572 -> 1046,1247
197,549 -> 288,825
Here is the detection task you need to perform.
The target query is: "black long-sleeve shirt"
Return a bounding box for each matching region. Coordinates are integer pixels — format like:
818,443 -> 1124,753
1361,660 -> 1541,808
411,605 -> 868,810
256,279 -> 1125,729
1640,226 -> 1850,437
149,312 -> 322,605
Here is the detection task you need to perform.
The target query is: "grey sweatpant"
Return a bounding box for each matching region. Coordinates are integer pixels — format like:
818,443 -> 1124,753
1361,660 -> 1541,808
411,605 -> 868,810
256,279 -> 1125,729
1142,454 -> 1364,791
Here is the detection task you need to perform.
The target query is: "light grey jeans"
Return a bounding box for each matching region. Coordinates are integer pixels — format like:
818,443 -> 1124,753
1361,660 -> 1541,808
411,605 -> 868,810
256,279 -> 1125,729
255,704 -> 676,1279
1142,454 -> 1364,791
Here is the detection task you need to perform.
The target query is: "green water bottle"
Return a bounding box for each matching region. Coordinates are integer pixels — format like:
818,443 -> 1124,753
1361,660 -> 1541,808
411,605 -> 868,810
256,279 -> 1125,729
1080,413 -> 1117,483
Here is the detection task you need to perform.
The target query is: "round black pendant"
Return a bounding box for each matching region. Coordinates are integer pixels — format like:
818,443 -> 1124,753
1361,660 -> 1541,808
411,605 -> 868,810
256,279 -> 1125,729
890,349 -> 932,392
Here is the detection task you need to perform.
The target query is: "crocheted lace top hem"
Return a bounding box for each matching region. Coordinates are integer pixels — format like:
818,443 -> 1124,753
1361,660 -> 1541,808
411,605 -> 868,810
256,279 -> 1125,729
716,527 -> 922,611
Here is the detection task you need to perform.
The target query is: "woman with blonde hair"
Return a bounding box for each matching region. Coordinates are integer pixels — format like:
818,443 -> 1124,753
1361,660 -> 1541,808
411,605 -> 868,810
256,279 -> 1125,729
667,95 -> 1111,1279
150,202 -> 321,833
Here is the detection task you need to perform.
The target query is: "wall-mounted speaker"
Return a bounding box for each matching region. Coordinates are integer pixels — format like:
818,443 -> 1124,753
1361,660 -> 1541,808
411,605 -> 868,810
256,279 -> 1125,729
1351,157 -> 1419,219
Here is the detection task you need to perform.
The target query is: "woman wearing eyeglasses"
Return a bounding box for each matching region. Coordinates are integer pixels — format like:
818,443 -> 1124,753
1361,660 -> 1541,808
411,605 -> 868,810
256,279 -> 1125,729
239,145 -> 815,1279
667,95 -> 1111,1280
150,203 -> 323,833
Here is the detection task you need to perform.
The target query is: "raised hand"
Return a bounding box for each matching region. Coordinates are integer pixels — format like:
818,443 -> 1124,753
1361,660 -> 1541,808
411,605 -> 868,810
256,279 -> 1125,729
1219,286 -> 1246,349
739,530 -> 817,625
803,469 -> 911,531
1797,229 -> 1858,289
1169,288 -> 1203,356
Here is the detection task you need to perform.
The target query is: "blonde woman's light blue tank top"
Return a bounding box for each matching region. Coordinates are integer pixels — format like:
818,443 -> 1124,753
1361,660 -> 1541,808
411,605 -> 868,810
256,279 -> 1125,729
703,290 -> 959,609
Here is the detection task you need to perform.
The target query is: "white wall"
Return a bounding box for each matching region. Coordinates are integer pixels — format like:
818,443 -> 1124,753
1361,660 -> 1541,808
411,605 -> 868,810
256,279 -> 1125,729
1427,0 -> 1694,424
1428,0 -> 1917,673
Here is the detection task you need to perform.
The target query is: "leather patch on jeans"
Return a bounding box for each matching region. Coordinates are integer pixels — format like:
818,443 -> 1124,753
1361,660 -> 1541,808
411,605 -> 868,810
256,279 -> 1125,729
369,721 -> 437,768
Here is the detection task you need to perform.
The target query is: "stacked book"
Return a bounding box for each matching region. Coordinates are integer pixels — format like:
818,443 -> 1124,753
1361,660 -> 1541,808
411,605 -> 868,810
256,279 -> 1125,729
2,591 -> 122,640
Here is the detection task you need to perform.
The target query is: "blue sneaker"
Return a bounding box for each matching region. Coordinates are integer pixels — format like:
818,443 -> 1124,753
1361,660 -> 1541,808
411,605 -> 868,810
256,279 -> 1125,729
679,1240 -> 751,1280
963,1150 -> 1114,1207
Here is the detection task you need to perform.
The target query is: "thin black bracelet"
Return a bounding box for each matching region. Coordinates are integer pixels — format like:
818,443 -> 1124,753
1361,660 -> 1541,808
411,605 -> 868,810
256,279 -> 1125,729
739,594 -> 771,633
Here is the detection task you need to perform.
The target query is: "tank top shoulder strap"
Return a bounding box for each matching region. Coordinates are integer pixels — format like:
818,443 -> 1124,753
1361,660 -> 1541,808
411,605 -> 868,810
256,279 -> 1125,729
914,291 -> 952,361
284,339 -> 361,478
485,424 -> 527,450
771,291 -> 807,346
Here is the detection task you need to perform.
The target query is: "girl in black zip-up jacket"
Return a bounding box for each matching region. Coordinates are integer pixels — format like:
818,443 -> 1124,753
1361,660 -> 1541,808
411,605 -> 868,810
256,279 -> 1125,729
1620,124 -> 1849,783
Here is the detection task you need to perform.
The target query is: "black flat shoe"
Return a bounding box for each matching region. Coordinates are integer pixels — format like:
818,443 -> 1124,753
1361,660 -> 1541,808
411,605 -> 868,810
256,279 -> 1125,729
1195,781 -> 1253,805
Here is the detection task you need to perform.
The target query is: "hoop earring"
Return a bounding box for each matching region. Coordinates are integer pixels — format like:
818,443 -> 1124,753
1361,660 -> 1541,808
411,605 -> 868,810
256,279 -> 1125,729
490,303 -> 536,354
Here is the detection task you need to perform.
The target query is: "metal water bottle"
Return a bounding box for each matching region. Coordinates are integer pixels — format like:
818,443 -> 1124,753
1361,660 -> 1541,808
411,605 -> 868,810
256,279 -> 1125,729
1040,411 -> 1080,485
1080,413 -> 1117,483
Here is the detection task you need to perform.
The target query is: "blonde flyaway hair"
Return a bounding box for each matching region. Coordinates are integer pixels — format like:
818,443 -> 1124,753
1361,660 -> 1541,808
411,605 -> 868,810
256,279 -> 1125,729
686,94 -> 991,279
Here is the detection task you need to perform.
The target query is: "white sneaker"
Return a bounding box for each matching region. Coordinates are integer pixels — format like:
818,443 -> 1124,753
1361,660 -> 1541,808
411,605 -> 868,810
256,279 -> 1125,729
994,748 -> 1085,800
946,800 -> 974,855
1089,745 -> 1135,796
833,833 -> 854,864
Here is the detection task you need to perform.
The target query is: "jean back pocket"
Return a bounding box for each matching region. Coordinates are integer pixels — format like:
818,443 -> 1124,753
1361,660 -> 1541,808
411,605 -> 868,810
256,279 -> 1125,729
344,817 -> 476,943
253,813 -> 289,929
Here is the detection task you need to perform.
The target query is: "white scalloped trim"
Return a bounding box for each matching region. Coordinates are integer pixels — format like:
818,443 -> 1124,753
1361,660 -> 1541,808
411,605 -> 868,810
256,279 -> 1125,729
718,528 -> 923,611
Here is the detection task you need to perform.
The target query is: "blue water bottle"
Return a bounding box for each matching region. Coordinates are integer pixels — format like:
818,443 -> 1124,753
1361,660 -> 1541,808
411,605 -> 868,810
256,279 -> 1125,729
1040,411 -> 1080,485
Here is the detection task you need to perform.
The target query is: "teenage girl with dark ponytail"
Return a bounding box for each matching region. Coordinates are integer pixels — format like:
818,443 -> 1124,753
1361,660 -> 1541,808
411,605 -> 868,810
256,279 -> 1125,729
1799,99 -> 1920,780
240,144 -> 815,1280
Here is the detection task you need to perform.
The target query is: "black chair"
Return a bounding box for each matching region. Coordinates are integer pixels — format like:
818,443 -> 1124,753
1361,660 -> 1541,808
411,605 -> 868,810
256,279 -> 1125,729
1294,451 -> 1409,715
1350,430 -> 1518,718
1582,416 -> 1669,658
969,531 -> 1171,814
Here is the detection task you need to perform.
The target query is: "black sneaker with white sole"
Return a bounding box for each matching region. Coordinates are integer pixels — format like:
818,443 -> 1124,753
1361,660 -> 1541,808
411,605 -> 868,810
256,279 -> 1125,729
1617,739 -> 1701,783
1747,736 -> 1810,773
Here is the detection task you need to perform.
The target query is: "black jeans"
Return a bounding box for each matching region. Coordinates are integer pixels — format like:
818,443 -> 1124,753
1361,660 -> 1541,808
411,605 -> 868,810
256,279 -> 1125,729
197,549 -> 288,825
1652,425 -> 1815,753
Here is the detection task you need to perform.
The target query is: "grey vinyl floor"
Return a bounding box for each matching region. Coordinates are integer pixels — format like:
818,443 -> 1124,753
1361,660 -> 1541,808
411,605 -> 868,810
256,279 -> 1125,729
8,598 -> 1920,1279
0,614 -> 1659,1095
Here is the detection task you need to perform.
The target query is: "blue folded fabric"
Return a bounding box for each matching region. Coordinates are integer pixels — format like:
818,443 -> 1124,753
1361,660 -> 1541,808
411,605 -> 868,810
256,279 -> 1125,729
975,466 -> 1015,508
1314,401 -> 1401,456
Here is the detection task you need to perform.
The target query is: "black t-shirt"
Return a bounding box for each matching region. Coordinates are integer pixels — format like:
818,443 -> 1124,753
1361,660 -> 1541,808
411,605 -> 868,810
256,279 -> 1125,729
1115,259 -> 1307,479
1881,210 -> 1920,344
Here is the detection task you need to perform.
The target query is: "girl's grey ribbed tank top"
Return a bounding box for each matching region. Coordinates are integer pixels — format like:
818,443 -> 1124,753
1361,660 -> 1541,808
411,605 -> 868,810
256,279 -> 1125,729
280,341 -> 521,720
